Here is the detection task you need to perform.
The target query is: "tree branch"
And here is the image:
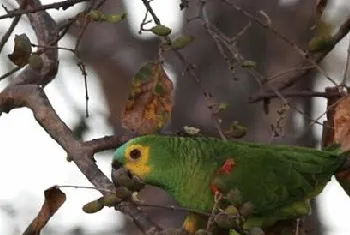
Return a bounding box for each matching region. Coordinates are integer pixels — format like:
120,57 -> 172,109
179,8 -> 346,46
0,0 -> 162,233
248,90 -> 344,102
0,85 -> 161,234
0,0 -> 88,20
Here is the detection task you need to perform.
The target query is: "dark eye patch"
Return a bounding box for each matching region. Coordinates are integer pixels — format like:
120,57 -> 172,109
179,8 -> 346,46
130,149 -> 141,159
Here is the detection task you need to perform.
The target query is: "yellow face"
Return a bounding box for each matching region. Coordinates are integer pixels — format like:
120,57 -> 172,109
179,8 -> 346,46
123,144 -> 151,178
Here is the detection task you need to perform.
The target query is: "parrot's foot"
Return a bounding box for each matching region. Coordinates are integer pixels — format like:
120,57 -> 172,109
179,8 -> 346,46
183,213 -> 207,234
183,215 -> 198,234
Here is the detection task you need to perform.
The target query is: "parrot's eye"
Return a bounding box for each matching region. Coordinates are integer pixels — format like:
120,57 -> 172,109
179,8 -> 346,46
130,149 -> 141,159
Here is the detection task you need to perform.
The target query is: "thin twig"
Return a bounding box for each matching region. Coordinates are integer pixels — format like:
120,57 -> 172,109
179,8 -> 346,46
192,0 -> 336,138
31,43 -> 74,52
309,94 -> 347,127
206,193 -> 222,231
264,65 -> 315,83
54,0 -> 106,44
196,0 -> 250,78
74,19 -> 90,117
248,90 -> 343,102
250,16 -> 350,102
0,0 -> 88,20
0,66 -> 21,81
0,0 -> 28,53
140,0 -> 161,25
221,0 -> 338,86
56,185 -> 114,193
123,203 -> 211,217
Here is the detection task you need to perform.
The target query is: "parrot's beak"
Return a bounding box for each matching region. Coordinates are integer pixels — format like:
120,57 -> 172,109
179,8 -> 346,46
112,143 -> 128,169
111,159 -> 123,169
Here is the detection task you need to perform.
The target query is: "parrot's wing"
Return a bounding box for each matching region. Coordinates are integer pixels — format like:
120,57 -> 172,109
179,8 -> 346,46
211,144 -> 343,215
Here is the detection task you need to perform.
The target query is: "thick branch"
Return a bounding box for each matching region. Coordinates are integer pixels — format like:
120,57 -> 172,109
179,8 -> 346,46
1,0 -> 161,234
85,135 -> 124,153
0,85 -> 160,234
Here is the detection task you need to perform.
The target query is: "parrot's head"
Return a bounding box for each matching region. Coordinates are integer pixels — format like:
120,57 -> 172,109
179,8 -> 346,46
112,135 -> 172,182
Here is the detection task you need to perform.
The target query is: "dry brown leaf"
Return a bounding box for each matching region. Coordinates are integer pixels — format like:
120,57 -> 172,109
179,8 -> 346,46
22,187 -> 66,235
8,34 -> 32,67
334,95 -> 350,152
122,61 -> 173,134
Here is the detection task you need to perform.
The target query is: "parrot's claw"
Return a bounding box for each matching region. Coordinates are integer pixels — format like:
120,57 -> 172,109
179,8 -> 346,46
132,192 -> 143,203
214,191 -> 223,204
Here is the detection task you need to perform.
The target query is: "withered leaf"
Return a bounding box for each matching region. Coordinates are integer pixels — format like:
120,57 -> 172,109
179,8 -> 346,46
8,34 -> 32,67
122,61 -> 173,134
334,96 -> 350,151
334,96 -> 350,152
22,187 -> 66,235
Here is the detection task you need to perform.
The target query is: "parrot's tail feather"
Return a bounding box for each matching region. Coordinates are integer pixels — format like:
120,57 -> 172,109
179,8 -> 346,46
334,154 -> 350,197
336,155 -> 350,197
338,153 -> 350,171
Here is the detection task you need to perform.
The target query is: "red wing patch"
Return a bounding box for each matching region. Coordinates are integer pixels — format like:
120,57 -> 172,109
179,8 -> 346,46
210,159 -> 236,195
219,159 -> 236,174
211,184 -> 220,194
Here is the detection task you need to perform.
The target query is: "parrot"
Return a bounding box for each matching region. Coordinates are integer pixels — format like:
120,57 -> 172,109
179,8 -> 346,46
111,134 -> 350,234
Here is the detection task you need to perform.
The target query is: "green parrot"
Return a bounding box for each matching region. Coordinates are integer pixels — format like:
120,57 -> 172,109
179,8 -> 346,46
112,135 -> 350,234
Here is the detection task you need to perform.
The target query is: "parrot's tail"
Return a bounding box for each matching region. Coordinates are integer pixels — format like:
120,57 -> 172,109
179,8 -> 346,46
335,155 -> 350,197
335,170 -> 350,197
339,153 -> 350,171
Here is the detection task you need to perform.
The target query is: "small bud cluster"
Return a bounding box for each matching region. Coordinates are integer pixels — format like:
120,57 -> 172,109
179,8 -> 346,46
82,168 -> 145,214
198,189 -> 264,235
86,10 -> 127,24
8,34 -> 44,70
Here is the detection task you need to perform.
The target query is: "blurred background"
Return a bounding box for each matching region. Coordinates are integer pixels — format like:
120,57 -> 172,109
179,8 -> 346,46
0,0 -> 350,234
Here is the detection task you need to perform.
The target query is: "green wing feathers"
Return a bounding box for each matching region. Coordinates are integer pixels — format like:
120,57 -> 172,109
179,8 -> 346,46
146,136 -> 347,214
213,142 -> 346,214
